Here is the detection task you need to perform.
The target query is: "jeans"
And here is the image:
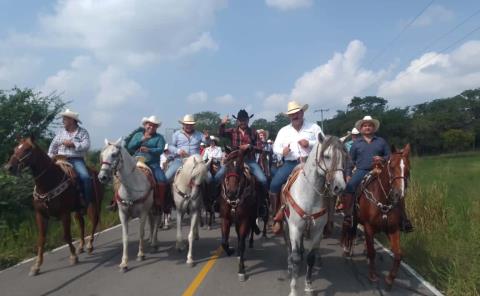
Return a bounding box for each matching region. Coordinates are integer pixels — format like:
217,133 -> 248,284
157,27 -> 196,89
269,160 -> 299,194
345,169 -> 370,194
149,163 -> 167,183
165,158 -> 183,181
214,159 -> 268,189
68,158 -> 92,204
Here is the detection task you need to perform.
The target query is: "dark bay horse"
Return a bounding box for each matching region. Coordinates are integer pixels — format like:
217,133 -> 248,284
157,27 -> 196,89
342,144 -> 411,289
4,137 -> 104,276
203,158 -> 221,229
220,148 -> 260,282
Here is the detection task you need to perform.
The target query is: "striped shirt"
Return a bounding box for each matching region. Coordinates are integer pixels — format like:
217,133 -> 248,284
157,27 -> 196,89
48,126 -> 90,158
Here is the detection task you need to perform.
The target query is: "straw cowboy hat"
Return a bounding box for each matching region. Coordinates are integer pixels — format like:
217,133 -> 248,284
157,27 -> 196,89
164,143 -> 169,151
257,129 -> 269,139
141,115 -> 161,126
351,127 -> 360,135
179,114 -> 196,125
355,115 -> 380,131
60,109 -> 82,124
285,101 -> 309,115
209,135 -> 219,144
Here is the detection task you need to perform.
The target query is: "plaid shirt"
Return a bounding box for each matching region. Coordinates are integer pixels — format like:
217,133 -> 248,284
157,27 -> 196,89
219,124 -> 262,159
48,126 -> 90,158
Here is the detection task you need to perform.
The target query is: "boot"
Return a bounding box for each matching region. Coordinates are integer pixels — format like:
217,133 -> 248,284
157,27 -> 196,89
270,192 -> 283,235
400,199 -> 414,233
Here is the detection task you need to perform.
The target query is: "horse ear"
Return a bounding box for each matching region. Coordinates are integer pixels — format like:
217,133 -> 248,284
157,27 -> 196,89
318,132 -> 325,143
403,143 -> 411,157
104,138 -> 110,146
114,137 -> 123,146
391,145 -> 397,153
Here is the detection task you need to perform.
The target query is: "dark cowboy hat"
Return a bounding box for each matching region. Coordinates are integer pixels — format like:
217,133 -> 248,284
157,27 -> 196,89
232,109 -> 254,120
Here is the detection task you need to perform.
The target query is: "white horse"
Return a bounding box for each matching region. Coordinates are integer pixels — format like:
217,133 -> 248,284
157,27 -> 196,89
172,155 -> 210,266
98,138 -> 158,272
283,135 -> 347,296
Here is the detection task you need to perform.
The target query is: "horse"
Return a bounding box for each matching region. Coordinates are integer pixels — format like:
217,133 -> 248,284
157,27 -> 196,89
202,158 -> 221,230
219,148 -> 261,282
256,151 -> 271,238
4,136 -> 104,276
282,135 -> 347,296
172,155 -> 210,266
98,138 -> 157,272
341,144 -> 411,289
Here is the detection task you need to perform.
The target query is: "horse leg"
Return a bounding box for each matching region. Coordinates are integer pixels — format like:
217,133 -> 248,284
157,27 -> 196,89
288,226 -> 302,296
87,204 -> 99,254
221,216 -> 234,256
249,227 -> 254,248
74,211 -> 85,254
305,248 -> 318,295
61,213 -> 78,265
118,210 -> 129,272
137,210 -> 147,261
385,229 -> 402,289
186,210 -> 199,266
237,224 -> 247,282
364,224 -> 378,282
149,212 -> 160,252
176,210 -> 185,251
29,212 -> 47,276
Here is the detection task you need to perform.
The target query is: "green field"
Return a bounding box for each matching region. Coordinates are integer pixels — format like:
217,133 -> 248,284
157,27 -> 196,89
402,152 -> 480,296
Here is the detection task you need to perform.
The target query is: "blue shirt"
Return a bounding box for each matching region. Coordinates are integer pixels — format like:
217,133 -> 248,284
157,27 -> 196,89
169,130 -> 206,157
126,132 -> 166,166
347,135 -> 390,176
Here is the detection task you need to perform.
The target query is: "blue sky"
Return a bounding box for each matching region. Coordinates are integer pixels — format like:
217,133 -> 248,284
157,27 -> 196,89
1,0 -> 480,148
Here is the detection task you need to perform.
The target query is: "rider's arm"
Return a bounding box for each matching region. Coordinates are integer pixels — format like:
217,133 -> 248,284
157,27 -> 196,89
219,123 -> 233,138
347,143 -> 357,177
169,132 -> 180,155
148,135 -> 165,156
126,132 -> 142,152
272,127 -> 286,156
381,138 -> 391,161
47,134 -> 61,157
73,128 -> 90,153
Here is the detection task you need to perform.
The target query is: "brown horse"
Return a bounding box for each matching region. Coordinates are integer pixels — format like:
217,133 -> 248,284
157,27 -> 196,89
4,137 -> 104,276
342,143 -> 411,289
220,148 -> 260,282
256,151 -> 270,238
203,158 -> 221,229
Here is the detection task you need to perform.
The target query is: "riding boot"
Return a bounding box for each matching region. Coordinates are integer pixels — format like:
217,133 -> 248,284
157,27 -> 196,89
400,199 -> 414,233
270,192 -> 283,235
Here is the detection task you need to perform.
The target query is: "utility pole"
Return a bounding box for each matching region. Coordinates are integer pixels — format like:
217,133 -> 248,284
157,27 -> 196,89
314,108 -> 329,132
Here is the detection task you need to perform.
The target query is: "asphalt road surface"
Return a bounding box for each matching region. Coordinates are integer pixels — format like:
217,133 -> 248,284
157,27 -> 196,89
0,214 -> 440,296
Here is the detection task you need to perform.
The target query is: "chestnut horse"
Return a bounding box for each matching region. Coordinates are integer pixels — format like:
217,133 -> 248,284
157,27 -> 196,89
220,148 -> 260,282
4,137 -> 103,276
342,144 -> 411,289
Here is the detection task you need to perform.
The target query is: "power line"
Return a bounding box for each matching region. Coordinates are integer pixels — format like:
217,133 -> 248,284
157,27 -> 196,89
366,0 -> 435,68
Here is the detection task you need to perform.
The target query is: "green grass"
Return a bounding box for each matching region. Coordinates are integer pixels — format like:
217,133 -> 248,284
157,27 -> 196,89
0,189 -> 119,269
400,152 -> 480,296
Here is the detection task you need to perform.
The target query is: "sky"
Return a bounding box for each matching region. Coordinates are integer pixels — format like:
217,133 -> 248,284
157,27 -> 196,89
1,0 -> 480,148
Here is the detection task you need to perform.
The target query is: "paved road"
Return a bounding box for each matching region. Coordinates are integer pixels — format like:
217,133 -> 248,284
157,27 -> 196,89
0,215 -> 439,296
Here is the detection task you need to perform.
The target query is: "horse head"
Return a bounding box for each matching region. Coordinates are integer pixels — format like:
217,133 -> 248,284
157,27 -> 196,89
387,144 -> 411,203
98,138 -> 123,184
315,135 -> 348,196
222,149 -> 246,200
5,136 -> 39,176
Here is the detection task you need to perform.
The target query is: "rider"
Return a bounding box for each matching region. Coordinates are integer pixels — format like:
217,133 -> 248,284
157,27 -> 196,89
47,109 -> 92,206
165,114 -> 208,182
342,115 -> 413,232
270,101 -> 324,234
344,127 -> 360,152
203,136 -> 222,162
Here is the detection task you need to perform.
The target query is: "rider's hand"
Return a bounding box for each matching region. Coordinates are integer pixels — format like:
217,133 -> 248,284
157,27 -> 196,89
373,156 -> 384,162
298,139 -> 309,148
240,144 -> 251,151
221,115 -> 229,125
178,149 -> 189,158
63,140 -> 75,148
282,144 -> 291,157
139,146 -> 149,152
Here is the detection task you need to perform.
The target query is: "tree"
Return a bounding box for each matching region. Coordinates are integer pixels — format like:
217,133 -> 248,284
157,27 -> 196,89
0,88 -> 65,162
442,129 -> 474,152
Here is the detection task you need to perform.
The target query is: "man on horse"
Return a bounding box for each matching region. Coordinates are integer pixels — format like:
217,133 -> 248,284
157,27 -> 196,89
270,101 -> 324,234
203,136 -> 223,162
165,114 -> 209,181
48,109 -> 92,207
341,115 -> 413,232
125,115 -> 168,209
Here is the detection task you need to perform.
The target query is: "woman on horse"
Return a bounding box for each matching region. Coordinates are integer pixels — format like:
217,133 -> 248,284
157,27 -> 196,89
341,115 -> 413,232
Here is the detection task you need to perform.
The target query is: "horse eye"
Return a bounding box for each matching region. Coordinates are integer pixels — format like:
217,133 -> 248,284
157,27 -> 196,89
324,155 -> 331,160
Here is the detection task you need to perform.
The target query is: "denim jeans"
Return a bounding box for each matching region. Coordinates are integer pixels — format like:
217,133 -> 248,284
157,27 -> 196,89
165,158 -> 183,182
269,160 -> 299,194
214,159 -> 268,190
149,163 -> 167,183
68,158 -> 92,204
345,169 -> 370,194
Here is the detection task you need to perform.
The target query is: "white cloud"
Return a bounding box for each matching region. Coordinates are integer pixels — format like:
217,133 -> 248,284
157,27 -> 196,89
378,40 -> 480,105
187,91 -> 208,104
215,94 -> 235,105
0,56 -> 42,89
96,66 -> 145,107
412,4 -> 454,27
265,0 -> 313,11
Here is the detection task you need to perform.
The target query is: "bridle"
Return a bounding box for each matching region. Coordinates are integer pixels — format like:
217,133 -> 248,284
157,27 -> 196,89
312,139 -> 346,195
11,146 -> 51,180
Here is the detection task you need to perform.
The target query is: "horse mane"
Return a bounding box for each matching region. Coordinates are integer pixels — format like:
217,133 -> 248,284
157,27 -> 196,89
178,155 -> 208,185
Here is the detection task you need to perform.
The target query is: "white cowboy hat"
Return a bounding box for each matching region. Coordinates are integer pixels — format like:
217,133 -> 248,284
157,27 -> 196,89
164,143 -> 169,150
351,127 -> 360,135
200,142 -> 206,146
209,135 -> 219,143
257,129 -> 269,138
267,139 -> 273,144
60,109 -> 82,124
285,101 -> 309,115
355,115 -> 380,131
142,115 -> 161,126
179,114 -> 196,125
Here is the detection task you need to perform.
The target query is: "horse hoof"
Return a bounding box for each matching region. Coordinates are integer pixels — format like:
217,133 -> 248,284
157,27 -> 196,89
87,247 -> 94,255
368,273 -> 379,283
305,289 -> 314,296
77,248 -> 85,254
194,235 -> 199,241
385,275 -> 394,289
29,268 -> 40,276
187,261 -> 195,267
238,273 -> 246,282
207,226 -> 211,231
119,266 -> 128,273
70,256 -> 79,265
137,255 -> 145,261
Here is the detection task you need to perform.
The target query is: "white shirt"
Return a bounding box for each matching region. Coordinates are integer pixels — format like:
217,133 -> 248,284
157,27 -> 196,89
203,146 -> 223,161
273,121 -> 324,161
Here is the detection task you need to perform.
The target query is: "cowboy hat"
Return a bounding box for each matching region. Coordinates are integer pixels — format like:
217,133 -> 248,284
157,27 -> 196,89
60,109 -> 82,124
179,114 -> 196,125
209,135 -> 219,143
164,143 -> 169,150
200,142 -> 206,146
267,139 -> 272,144
355,115 -> 380,131
142,115 -> 161,126
351,127 -> 360,135
285,101 -> 309,115
257,129 -> 269,139
232,109 -> 254,120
